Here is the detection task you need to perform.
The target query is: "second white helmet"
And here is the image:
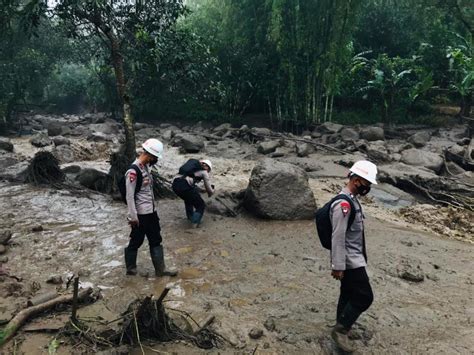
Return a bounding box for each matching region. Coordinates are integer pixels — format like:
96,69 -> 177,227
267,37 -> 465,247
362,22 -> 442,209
200,159 -> 213,171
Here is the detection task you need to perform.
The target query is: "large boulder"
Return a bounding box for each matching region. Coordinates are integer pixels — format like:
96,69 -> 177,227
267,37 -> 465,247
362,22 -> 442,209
257,140 -> 280,155
76,168 -> 111,193
401,148 -> 444,173
360,127 -> 385,141
244,159 -> 316,220
408,131 -> 431,147
173,133 -> 204,153
250,127 -> 272,138
30,134 -> 52,148
0,138 -> 13,152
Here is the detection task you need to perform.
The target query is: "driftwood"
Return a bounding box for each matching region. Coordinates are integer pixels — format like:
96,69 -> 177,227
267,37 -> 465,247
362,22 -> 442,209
0,287 -> 93,346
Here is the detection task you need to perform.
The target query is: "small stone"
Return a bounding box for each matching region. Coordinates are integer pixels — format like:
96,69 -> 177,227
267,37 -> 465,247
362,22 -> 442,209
32,225 -> 44,232
0,230 -> 12,245
427,273 -> 440,282
263,342 -> 270,349
264,318 -> 276,332
249,327 -> 264,339
399,270 -> 424,283
0,245 -> 6,254
46,275 -> 63,285
0,256 -> 8,263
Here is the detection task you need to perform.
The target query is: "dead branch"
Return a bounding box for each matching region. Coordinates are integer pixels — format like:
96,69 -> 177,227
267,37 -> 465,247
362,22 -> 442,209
0,288 -> 93,346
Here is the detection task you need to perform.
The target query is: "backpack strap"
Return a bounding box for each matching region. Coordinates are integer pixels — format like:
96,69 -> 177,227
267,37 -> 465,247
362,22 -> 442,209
130,164 -> 143,195
331,194 -> 356,231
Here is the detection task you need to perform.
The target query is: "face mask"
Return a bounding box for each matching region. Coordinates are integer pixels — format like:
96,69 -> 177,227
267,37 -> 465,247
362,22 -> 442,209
356,182 -> 371,196
149,157 -> 158,166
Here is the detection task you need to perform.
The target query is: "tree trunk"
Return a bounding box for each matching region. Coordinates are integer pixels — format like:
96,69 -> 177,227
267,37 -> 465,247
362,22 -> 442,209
106,29 -> 136,163
460,93 -> 472,118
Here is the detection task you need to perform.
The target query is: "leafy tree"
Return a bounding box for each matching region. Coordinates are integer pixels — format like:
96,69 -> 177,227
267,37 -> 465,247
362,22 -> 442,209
447,34 -> 473,117
53,0 -> 186,161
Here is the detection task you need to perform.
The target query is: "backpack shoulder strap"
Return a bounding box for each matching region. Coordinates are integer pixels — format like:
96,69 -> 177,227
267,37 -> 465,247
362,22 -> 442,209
130,164 -> 143,194
331,194 -> 356,230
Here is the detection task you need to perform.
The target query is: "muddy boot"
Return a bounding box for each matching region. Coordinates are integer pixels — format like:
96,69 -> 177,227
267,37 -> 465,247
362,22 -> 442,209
331,323 -> 355,353
124,248 -> 138,276
191,212 -> 203,228
150,245 -> 178,277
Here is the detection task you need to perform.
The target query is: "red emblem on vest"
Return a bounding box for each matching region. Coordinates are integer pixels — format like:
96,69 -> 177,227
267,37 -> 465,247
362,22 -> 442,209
129,171 -> 137,183
340,201 -> 351,217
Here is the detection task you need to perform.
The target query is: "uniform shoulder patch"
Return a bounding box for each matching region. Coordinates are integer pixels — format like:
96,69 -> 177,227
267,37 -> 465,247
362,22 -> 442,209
128,170 -> 137,183
340,200 -> 351,217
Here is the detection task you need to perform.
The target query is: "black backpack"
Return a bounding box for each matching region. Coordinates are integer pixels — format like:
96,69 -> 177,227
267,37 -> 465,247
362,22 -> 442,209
118,164 -> 143,204
178,159 -> 202,177
314,194 -> 356,250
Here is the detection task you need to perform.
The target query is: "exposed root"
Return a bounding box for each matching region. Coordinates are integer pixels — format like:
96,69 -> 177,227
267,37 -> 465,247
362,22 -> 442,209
24,151 -> 65,186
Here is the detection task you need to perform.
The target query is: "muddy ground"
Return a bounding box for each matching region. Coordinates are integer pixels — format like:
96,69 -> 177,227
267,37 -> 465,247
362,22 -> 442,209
0,115 -> 473,354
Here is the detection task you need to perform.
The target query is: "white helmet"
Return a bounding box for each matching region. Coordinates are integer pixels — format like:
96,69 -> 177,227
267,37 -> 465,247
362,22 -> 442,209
142,138 -> 163,158
200,159 -> 213,171
349,160 -> 378,185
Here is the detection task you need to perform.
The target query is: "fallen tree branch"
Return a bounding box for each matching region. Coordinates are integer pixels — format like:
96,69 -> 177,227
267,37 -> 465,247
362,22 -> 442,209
0,288 -> 93,346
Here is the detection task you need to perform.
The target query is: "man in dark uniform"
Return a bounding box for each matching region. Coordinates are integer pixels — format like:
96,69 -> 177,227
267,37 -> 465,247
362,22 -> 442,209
124,138 -> 177,277
330,160 -> 378,352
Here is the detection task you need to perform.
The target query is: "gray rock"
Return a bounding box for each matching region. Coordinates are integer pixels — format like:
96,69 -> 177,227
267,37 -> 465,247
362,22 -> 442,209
0,138 -> 13,152
399,269 -> 424,283
445,161 -> 466,175
53,145 -> 75,163
213,123 -> 232,135
318,122 -> 343,134
161,129 -> 174,141
264,318 -> 276,332
244,159 -> 316,220
340,128 -> 360,141
0,245 -> 6,255
258,140 -> 281,155
249,327 -> 264,340
133,122 -> 149,130
207,192 -> 241,217
89,121 -> 121,136
0,230 -> 12,245
296,142 -> 315,157
0,256 -> 8,263
52,136 -> 70,146
30,134 -> 52,148
47,122 -> 64,137
69,125 -> 91,137
408,131 -> 431,147
173,134 -> 204,153
76,168 -> 112,193
87,132 -> 114,142
401,149 -> 444,173
360,127 -> 385,141
367,147 -> 391,162
62,165 -> 82,174
250,127 -> 272,137
46,275 -> 63,284
311,131 -> 322,139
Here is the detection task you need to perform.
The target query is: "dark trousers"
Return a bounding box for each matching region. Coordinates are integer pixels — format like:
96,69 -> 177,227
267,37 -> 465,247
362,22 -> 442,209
127,212 -> 162,251
337,267 -> 374,329
172,178 -> 205,220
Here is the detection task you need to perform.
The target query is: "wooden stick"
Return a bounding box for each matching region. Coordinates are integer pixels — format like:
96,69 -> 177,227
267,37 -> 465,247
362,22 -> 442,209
71,276 -> 80,323
0,288 -> 92,346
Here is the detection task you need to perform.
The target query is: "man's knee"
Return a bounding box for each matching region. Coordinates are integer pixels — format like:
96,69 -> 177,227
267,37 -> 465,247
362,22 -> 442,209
355,286 -> 373,312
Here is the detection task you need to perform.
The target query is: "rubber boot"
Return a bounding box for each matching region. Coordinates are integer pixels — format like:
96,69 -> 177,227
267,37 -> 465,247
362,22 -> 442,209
124,248 -> 138,275
191,212 -> 203,228
331,323 -> 355,353
150,245 -> 178,277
